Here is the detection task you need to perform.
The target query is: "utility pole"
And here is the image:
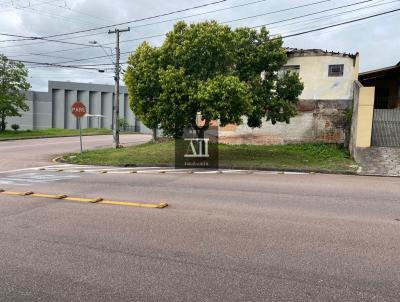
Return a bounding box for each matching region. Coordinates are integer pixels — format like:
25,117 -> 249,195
108,27 -> 130,148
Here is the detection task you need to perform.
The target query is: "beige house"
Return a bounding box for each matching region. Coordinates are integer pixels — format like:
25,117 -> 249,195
219,49 -> 360,145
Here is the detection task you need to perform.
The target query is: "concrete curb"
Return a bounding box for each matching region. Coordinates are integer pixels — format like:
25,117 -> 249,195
0,133 -> 115,142
46,162 -> 358,176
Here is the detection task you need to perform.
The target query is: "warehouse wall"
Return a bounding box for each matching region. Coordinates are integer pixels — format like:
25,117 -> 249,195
5,81 -> 151,133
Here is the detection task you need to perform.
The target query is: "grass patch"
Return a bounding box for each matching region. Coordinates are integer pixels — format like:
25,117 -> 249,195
0,128 -> 114,140
65,141 -> 357,173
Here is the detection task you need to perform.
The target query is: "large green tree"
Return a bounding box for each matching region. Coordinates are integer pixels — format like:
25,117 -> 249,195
0,54 -> 30,132
124,21 -> 303,138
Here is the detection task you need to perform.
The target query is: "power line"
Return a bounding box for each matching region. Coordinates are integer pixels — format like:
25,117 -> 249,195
0,0 -> 365,56
266,6 -> 400,38
38,0 -> 229,39
20,0 -> 381,65
21,6 -> 400,70
0,33 -> 106,48
8,2 -> 400,69
0,0 -> 231,52
0,0 -> 325,46
222,0 -> 373,25
267,0 -> 395,31
0,0 -> 101,27
0,0 -> 367,58
11,59 -> 109,71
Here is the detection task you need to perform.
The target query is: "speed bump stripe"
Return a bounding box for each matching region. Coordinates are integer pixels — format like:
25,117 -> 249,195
100,200 -> 168,208
31,193 -> 67,199
64,197 -> 103,203
0,190 -> 167,209
2,191 -> 34,196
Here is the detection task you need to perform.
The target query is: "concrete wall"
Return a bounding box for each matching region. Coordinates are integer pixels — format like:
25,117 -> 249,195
33,92 -> 51,129
287,53 -> 359,100
350,80 -> 375,160
355,86 -> 375,148
6,91 -> 34,130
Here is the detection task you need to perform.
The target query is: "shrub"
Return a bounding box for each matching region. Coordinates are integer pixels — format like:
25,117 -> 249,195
118,118 -> 129,130
11,124 -> 20,131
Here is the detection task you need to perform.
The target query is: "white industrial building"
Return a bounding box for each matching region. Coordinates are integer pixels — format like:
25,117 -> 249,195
6,81 -> 150,133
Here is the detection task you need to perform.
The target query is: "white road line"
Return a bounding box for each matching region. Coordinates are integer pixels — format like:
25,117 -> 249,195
0,138 -> 150,150
0,180 -> 26,186
0,164 -> 73,175
194,171 -> 221,174
282,172 -> 308,175
0,171 -> 80,187
137,169 -> 176,174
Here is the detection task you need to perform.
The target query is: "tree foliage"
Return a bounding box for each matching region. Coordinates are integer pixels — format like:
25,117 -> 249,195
124,21 -> 303,137
0,54 -> 30,131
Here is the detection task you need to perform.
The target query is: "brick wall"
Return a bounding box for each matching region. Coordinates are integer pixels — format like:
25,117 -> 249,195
219,99 -> 351,145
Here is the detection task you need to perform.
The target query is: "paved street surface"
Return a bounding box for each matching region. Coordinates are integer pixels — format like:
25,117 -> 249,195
0,134 -> 150,172
1,138 -> 400,301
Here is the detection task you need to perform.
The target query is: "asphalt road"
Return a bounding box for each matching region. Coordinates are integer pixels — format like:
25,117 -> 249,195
0,137 -> 400,301
0,134 -> 150,172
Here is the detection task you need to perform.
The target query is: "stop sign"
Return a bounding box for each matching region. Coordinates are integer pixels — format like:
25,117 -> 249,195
71,102 -> 87,118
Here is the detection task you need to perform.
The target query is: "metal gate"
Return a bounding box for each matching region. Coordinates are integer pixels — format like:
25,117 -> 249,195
372,109 -> 400,147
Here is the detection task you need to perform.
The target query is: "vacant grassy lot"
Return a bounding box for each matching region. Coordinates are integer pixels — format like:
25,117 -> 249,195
0,128 -> 113,140
64,141 -> 358,173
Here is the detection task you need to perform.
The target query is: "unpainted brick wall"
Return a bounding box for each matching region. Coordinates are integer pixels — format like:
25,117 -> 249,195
219,100 -> 350,145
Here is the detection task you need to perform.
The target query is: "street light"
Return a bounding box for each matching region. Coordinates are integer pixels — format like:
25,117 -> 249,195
88,40 -> 121,148
88,40 -> 114,64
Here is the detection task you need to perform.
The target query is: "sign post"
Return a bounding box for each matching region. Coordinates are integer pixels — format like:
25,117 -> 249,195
71,101 -> 87,153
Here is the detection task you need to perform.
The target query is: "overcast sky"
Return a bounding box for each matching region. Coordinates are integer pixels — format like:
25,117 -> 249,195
1,0 -> 399,91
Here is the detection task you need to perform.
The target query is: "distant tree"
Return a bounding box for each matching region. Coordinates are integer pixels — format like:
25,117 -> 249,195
124,42 -> 161,141
0,54 -> 30,132
124,21 -> 303,138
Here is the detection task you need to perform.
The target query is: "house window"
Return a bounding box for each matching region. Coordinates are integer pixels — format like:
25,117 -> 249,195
278,65 -> 300,78
328,64 -> 344,77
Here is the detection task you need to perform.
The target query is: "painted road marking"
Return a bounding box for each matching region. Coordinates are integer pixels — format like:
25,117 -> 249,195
0,164 -> 74,175
0,190 -> 168,209
0,172 -> 80,186
100,200 -> 168,208
64,197 -> 103,203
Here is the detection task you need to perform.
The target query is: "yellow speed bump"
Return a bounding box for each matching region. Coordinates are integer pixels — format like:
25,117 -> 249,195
0,190 -> 167,209
64,197 -> 103,203
100,200 -> 168,208
31,193 -> 67,199
2,191 -> 34,196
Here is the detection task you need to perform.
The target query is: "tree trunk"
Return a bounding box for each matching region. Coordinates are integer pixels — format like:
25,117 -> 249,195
152,128 -> 158,142
0,113 -> 5,132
